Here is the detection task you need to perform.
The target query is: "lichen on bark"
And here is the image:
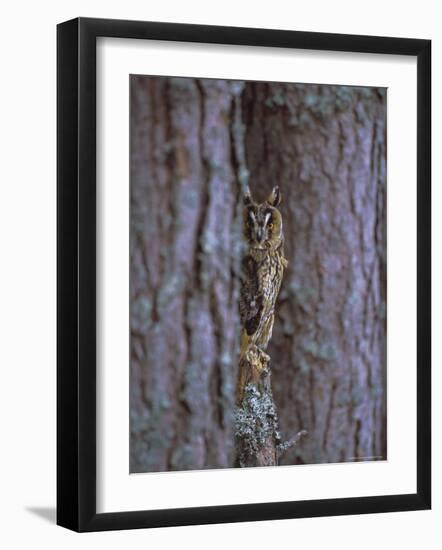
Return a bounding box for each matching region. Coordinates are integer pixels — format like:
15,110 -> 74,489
235,377 -> 280,467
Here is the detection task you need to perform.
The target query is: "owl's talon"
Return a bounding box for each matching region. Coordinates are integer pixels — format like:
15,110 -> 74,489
261,351 -> 270,362
245,344 -> 270,365
257,348 -> 270,364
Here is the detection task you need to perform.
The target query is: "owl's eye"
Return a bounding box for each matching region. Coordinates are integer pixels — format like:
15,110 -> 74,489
268,222 -> 274,229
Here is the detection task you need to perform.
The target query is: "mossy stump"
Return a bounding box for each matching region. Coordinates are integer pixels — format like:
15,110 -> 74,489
235,352 -> 280,467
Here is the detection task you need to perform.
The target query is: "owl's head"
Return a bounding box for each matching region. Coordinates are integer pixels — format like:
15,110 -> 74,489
243,186 -> 283,250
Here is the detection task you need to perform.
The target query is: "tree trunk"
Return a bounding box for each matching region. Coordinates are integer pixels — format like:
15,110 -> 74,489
130,76 -> 243,472
130,77 -> 387,472
243,82 -> 387,465
235,342 -> 279,467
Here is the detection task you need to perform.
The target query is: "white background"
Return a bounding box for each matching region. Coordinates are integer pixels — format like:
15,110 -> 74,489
0,0 -> 439,548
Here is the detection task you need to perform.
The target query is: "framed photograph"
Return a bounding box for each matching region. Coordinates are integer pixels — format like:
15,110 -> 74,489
57,17 -> 431,532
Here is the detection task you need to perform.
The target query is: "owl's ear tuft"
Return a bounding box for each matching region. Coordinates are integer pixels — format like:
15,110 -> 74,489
266,186 -> 281,206
243,192 -> 252,206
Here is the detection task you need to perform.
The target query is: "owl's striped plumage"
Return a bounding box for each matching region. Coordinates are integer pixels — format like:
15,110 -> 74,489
239,186 -> 287,363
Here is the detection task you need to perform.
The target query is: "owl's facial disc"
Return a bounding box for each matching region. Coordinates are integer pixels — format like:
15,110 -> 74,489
247,207 -> 278,249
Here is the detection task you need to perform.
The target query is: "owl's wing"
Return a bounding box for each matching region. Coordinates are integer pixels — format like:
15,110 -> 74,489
240,256 -> 264,336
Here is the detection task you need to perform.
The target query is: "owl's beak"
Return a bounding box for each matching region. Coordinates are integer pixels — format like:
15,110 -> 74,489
256,228 -> 264,243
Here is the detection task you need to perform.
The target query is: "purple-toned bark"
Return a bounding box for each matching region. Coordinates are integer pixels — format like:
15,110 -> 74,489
130,77 -> 241,472
130,77 -> 387,472
244,83 -> 387,465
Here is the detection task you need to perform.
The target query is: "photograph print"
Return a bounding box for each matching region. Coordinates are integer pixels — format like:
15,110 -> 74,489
129,75 -> 387,473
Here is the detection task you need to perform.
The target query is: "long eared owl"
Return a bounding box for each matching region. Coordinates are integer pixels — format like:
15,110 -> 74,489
239,186 -> 287,363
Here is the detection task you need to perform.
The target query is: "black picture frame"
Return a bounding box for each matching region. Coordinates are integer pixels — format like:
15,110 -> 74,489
57,17 -> 431,532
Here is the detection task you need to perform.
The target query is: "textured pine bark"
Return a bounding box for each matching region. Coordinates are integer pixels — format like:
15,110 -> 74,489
130,77 -> 387,472
130,76 -> 243,472
243,83 -> 387,465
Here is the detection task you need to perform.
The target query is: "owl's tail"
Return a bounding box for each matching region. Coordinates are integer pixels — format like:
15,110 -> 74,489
239,330 -> 251,359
